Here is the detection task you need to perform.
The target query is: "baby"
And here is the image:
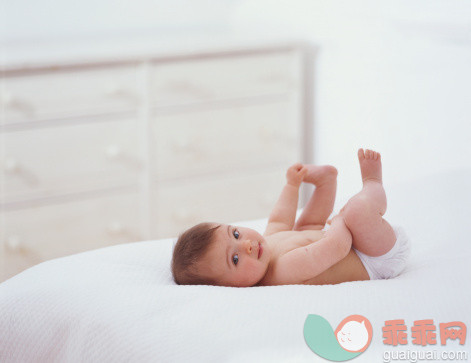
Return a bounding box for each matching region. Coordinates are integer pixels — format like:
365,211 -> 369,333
172,149 -> 410,287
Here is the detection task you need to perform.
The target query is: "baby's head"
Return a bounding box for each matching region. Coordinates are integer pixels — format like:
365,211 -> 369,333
172,222 -> 270,287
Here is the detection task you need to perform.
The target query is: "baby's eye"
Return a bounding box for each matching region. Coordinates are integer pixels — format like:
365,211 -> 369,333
233,229 -> 240,239
232,254 -> 239,266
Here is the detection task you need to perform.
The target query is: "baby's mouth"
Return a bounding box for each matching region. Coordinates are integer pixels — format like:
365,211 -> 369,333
258,242 -> 263,259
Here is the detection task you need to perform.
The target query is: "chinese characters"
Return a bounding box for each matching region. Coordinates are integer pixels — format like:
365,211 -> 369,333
382,320 -> 466,346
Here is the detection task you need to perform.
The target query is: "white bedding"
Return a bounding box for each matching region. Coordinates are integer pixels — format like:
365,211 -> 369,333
1,169 -> 470,362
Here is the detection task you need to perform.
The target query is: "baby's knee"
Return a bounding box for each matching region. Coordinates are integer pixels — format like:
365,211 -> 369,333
341,195 -> 374,226
324,165 -> 338,178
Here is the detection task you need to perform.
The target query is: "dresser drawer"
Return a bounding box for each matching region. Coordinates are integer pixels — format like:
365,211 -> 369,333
150,52 -> 301,106
1,119 -> 141,202
1,191 -> 143,280
151,101 -> 300,180
151,169 -> 287,238
1,65 -> 139,123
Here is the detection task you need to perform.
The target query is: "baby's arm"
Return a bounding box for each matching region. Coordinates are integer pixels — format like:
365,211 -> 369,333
264,164 -> 307,236
269,216 -> 352,284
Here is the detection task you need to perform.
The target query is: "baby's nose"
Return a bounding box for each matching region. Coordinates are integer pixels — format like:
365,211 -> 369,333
244,240 -> 253,254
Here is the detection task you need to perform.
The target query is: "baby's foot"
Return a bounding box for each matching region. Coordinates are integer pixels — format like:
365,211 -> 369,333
358,148 -> 382,184
303,165 -> 337,186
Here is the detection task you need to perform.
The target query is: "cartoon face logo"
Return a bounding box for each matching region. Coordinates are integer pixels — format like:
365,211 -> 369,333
336,320 -> 368,352
304,314 -> 373,361
335,315 -> 373,353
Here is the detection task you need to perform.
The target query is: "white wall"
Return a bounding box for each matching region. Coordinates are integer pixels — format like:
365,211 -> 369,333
1,0 -> 235,42
3,0 -> 470,202
231,0 -> 471,201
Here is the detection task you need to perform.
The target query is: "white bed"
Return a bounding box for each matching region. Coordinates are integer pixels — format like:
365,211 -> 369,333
1,169 -> 470,362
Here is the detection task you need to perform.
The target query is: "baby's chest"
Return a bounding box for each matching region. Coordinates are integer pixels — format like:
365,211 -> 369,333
269,231 -> 320,257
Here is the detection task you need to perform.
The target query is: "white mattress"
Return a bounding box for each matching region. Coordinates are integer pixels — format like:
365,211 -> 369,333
1,169 -> 470,362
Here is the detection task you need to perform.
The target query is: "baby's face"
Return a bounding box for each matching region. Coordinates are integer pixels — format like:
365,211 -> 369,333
199,224 -> 271,287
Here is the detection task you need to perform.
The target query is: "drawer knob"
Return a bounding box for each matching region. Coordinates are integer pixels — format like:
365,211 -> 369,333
105,85 -> 123,95
6,235 -> 23,251
173,209 -> 196,223
106,223 -> 141,241
104,84 -> 137,102
104,145 -> 142,170
1,91 -> 13,105
164,80 -> 212,99
172,138 -> 198,152
4,158 -> 19,173
259,128 -> 277,142
105,84 -> 138,105
107,222 -> 124,235
2,158 -> 39,186
171,139 -> 204,160
0,91 -> 35,116
259,128 -> 295,146
105,145 -> 122,159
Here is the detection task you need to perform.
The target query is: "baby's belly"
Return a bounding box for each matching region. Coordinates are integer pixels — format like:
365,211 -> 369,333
303,249 -> 370,285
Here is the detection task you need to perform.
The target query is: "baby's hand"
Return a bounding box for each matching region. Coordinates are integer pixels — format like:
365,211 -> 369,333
286,163 -> 307,187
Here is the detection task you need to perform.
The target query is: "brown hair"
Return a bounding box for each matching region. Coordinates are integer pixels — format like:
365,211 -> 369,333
171,222 -> 220,285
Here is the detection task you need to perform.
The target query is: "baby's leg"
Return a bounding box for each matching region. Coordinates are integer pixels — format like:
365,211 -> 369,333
294,165 -> 337,231
340,149 -> 396,257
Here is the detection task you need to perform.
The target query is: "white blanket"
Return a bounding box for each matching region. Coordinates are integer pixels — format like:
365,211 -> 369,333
1,169 -> 470,362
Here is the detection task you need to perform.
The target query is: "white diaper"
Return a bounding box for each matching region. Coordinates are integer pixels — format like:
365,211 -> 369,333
353,225 -> 411,280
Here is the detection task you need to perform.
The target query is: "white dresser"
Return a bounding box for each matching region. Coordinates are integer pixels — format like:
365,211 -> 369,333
0,42 -> 316,281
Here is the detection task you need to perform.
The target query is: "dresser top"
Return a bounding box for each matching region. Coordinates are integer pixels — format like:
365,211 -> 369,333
1,34 -> 315,73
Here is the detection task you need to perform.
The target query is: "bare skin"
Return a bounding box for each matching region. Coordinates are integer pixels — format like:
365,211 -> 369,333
199,149 -> 396,287
341,149 -> 396,257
